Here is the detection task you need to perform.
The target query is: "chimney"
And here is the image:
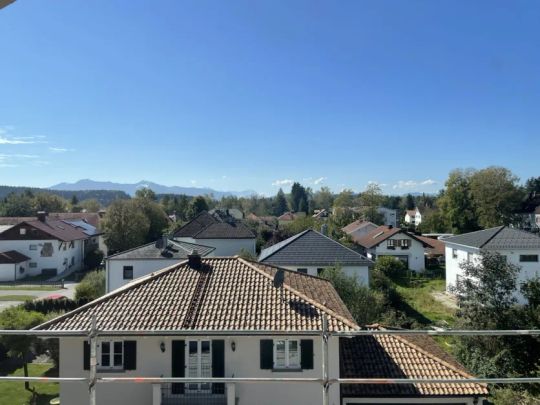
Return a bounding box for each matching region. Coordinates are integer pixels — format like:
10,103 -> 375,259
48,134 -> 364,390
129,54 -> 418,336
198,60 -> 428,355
388,224 -> 393,229
37,211 -> 47,222
188,250 -> 201,270
320,223 -> 328,236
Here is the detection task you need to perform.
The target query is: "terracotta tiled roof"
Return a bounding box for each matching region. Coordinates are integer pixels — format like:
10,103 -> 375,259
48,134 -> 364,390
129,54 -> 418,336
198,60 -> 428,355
173,211 -> 255,239
342,220 -> 378,235
0,212 -> 101,228
0,250 -> 30,264
340,331 -> 488,397
35,257 -> 357,332
355,226 -> 433,250
418,236 -> 445,256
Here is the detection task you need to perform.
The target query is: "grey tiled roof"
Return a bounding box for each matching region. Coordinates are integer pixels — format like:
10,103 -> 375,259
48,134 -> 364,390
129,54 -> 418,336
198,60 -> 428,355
173,211 -> 255,239
444,226 -> 540,249
258,229 -> 373,266
107,239 -> 215,260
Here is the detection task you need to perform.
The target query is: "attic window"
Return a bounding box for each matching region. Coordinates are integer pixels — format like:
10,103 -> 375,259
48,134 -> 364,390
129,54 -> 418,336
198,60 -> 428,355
20,228 -> 26,235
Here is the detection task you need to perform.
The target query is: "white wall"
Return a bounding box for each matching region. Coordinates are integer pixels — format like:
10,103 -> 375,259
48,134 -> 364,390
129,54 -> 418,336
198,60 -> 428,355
281,265 -> 370,286
0,239 -> 85,278
372,234 -> 426,272
59,335 -> 341,405
0,262 -> 28,281
176,237 -> 256,256
106,259 -> 181,292
445,243 -> 540,304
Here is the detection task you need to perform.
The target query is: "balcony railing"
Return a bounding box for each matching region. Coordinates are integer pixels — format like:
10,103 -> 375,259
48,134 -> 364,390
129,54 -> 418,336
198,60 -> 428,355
156,383 -> 230,405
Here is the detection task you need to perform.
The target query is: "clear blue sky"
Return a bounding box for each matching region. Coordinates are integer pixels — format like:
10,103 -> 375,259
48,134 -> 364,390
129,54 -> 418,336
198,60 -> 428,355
0,0 -> 539,196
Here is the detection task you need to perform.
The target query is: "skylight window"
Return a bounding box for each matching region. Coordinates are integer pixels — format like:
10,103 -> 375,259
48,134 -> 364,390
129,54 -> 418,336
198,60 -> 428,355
372,231 -> 384,239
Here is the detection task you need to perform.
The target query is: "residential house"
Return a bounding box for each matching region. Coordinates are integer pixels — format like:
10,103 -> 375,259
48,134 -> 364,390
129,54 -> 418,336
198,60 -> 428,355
258,229 -> 373,284
342,220 -> 378,244
0,250 -> 30,282
34,256 -> 487,405
105,235 -> 215,292
376,207 -> 398,228
444,226 -> 540,304
312,209 -> 329,219
246,213 -> 278,228
354,225 -> 433,272
277,211 -> 306,225
0,212 -> 101,279
173,211 -> 256,256
404,207 -> 422,227
418,235 -> 446,265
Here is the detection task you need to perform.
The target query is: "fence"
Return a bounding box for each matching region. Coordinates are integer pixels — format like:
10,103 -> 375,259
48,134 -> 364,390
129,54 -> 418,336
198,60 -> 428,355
1,318 -> 540,405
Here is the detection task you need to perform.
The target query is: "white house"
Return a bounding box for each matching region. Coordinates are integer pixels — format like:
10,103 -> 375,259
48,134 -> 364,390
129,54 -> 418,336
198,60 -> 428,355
258,229 -> 373,285
105,236 -> 215,292
354,225 -> 433,272
342,220 -> 379,243
173,211 -> 256,256
376,207 -> 398,228
444,226 -> 540,304
34,255 -> 487,405
0,250 -> 30,282
404,208 -> 422,227
0,212 -> 101,280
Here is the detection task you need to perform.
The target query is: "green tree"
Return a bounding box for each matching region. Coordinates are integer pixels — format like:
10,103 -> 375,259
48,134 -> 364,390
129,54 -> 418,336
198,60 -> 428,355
333,189 -> 355,208
80,199 -> 101,213
320,267 -> 386,325
374,256 -> 406,278
70,195 -> 79,206
469,167 -> 524,228
0,192 -> 34,216
439,169 -> 479,233
33,192 -> 67,213
0,307 -> 46,391
273,188 -> 289,216
74,270 -> 106,301
289,182 -> 308,213
84,249 -> 104,270
312,186 -> 334,211
524,176 -> 540,195
403,194 -> 415,210
135,188 -> 157,201
186,196 -> 209,219
134,192 -> 169,241
102,199 -> 150,253
359,184 -> 384,224
417,208 -> 448,233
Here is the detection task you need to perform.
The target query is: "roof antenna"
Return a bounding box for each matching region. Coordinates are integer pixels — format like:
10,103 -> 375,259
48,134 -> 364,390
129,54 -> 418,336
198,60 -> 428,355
273,269 -> 285,302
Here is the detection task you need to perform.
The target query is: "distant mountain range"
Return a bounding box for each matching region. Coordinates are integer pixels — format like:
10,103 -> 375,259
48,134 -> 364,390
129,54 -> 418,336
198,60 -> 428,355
50,179 -> 257,198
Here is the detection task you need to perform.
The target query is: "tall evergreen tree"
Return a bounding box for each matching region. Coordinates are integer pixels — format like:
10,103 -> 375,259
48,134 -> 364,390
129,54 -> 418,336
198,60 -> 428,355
289,182 -> 308,213
273,188 -> 288,216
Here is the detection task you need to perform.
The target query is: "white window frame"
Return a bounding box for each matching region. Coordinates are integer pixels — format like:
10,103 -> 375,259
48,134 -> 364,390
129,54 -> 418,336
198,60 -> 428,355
452,249 -> 458,259
186,339 -> 212,393
98,340 -> 124,370
273,339 -> 300,370
29,244 -> 37,250
29,262 -> 37,268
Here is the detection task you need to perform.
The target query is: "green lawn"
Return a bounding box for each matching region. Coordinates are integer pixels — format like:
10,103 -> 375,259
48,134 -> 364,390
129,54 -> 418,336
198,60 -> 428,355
0,363 -> 59,405
0,295 -> 37,302
0,286 -> 58,292
392,276 -> 456,326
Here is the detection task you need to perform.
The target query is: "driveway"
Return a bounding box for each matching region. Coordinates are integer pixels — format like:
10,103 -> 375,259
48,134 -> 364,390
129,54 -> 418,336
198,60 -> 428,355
0,281 -> 79,311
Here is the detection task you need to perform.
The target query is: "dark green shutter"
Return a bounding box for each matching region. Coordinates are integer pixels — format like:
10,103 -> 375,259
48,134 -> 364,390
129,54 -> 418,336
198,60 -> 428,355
171,340 -> 185,394
260,339 -> 273,369
212,340 -> 225,394
123,341 -> 137,370
300,339 -> 314,369
83,341 -> 90,370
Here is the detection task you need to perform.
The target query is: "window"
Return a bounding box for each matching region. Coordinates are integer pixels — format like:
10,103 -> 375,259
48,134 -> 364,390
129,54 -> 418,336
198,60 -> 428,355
123,266 -> 134,280
452,249 -> 458,259
399,239 -> 411,248
69,241 -> 74,249
297,268 -> 308,274
41,243 -> 53,257
273,340 -> 300,369
99,340 -> 123,369
71,257 -> 75,266
387,239 -> 396,248
20,228 -> 26,235
467,252 -> 472,263
29,262 -> 37,268
520,255 -> 539,262
29,245 -> 37,250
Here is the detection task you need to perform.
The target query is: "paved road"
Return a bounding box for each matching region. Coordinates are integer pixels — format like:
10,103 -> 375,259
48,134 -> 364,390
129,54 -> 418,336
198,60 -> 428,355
0,281 -> 79,311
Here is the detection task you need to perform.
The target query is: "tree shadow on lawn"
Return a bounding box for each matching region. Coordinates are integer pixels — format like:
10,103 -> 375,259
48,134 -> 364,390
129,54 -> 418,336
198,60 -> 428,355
394,297 -> 433,326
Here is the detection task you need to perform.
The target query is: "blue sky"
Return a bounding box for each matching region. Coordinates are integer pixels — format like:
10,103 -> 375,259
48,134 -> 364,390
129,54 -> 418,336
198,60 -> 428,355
0,0 -> 539,196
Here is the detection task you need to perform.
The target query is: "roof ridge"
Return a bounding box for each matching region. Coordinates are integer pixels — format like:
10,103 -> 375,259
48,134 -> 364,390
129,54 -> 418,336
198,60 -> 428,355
33,260 -> 189,330
310,229 -> 372,262
238,257 -> 359,330
390,334 -> 481,382
479,225 -> 506,248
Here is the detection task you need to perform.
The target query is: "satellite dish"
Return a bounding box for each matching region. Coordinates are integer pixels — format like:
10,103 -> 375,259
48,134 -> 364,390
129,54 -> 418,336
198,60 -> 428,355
273,269 -> 285,289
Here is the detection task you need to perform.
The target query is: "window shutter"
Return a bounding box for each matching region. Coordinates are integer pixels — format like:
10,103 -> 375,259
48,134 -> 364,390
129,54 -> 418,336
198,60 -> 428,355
83,341 -> 90,370
260,339 -> 273,369
171,340 -> 185,395
212,340 -> 225,394
300,339 -> 314,369
123,341 -> 137,370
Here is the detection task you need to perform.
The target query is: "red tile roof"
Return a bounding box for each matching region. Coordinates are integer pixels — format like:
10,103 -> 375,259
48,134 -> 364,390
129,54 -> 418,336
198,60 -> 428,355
355,226 -> 434,249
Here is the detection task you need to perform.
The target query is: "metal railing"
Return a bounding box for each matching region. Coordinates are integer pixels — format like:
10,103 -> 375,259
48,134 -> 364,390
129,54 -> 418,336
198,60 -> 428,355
161,383 -> 226,405
1,317 -> 540,405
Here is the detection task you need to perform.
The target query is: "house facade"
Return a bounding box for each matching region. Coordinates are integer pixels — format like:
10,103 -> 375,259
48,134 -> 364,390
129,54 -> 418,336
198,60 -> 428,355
105,236 -> 215,292
444,226 -> 540,304
173,211 -> 256,256
258,229 -> 373,285
354,226 -> 432,272
404,208 -> 422,227
0,212 -> 100,280
0,250 -> 30,282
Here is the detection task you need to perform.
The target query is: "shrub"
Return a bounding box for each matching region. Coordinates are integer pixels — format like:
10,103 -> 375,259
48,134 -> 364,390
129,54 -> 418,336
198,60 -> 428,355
75,270 -> 106,301
84,249 -> 104,270
374,256 -> 406,278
